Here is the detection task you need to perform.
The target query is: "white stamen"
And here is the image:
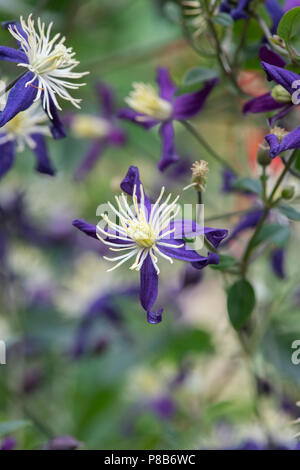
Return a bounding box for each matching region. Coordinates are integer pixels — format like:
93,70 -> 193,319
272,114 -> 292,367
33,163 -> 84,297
97,184 -> 186,273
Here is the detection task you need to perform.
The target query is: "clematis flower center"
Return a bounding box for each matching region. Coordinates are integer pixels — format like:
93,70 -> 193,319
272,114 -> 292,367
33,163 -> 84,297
125,83 -> 173,121
97,185 -> 183,274
30,43 -> 75,75
71,115 -> 110,139
270,125 -> 289,143
271,85 -> 291,104
8,14 -> 89,118
126,219 -> 157,248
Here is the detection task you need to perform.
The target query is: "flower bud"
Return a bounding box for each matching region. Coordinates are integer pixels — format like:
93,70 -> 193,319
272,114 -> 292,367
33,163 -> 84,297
271,85 -> 291,104
281,185 -> 295,200
184,160 -> 209,191
257,143 -> 271,166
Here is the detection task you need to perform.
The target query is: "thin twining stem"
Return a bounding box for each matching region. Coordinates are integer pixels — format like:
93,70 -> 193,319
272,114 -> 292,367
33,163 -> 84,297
180,120 -> 238,174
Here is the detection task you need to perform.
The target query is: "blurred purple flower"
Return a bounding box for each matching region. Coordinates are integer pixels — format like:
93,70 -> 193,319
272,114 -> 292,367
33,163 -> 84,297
0,437 -> 16,450
219,0 -> 252,20
118,68 -> 218,171
270,247 -> 286,279
46,436 -> 80,450
223,208 -> 264,244
148,395 -> 176,419
22,368 -> 44,395
71,286 -> 138,358
71,82 -> 126,180
73,166 -> 227,323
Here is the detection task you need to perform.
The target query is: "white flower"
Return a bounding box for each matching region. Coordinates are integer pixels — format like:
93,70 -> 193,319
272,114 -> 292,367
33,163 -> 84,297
125,82 -> 172,121
8,14 -> 89,118
97,185 -> 183,274
0,80 -> 50,152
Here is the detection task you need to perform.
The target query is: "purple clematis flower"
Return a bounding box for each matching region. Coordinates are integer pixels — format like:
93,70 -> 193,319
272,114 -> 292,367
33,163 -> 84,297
70,82 -> 126,180
223,208 -> 265,244
72,166 -> 228,323
219,0 -> 252,20
118,68 -> 218,171
0,97 -> 56,179
0,14 -> 89,137
243,46 -> 295,127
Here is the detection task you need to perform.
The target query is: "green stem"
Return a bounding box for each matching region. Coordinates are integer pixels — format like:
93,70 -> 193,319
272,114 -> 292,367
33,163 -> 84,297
180,120 -> 237,173
269,149 -> 298,202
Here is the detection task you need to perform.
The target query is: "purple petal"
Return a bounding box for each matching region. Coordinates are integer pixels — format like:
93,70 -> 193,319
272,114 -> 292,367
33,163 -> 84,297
270,248 -> 286,278
158,121 -> 179,171
265,0 -> 284,33
192,252 -> 220,270
31,134 -> 55,176
157,67 -> 177,101
204,227 -> 229,248
265,126 -> 300,157
225,209 -> 264,243
0,45 -> 27,63
95,82 -> 115,117
140,254 -> 162,323
2,20 -> 28,43
0,140 -> 15,179
108,126 -> 126,146
72,218 -> 132,245
72,218 -> 98,239
259,46 -> 286,67
158,239 -> 220,266
74,139 -> 105,180
120,166 -> 151,215
243,93 -> 284,114
173,78 -> 218,120
284,0 -> 300,11
46,436 -> 80,451
0,72 -> 37,128
47,97 -> 66,139
261,62 -> 299,94
0,437 -> 16,451
117,108 -> 159,129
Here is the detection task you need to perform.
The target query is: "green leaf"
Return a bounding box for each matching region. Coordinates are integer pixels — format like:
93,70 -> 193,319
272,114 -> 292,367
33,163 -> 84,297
212,13 -> 234,27
163,329 -> 213,361
253,223 -> 291,247
232,177 -> 262,195
227,279 -> 255,330
210,254 -> 236,271
277,7 -> 300,44
183,67 -> 218,86
0,420 -> 30,437
278,203 -> 300,221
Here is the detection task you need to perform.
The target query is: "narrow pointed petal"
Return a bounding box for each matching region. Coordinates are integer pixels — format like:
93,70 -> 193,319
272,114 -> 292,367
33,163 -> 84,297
140,254 -> 162,324
259,45 -> 286,67
270,248 -> 286,278
72,218 -> 132,245
0,45 -> 27,63
173,78 -> 218,120
261,62 -> 299,94
95,82 -> 115,117
265,126 -> 300,157
162,220 -> 228,246
243,93 -> 284,114
268,103 -> 294,126
224,209 -> 264,243
157,67 -> 177,101
158,121 -> 179,172
120,165 -> 151,213
117,108 -> 159,129
265,0 -> 284,33
0,141 -> 15,179
74,139 -> 105,180
158,239 -> 219,267
0,72 -> 37,128
31,134 -> 55,176
47,97 -> 66,139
